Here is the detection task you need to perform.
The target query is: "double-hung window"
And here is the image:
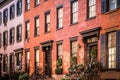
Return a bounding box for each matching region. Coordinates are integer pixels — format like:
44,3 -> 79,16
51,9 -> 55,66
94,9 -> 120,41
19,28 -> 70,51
108,32 -> 116,69
34,16 -> 39,36
57,7 -> 63,29
26,21 -> 30,39
88,0 -> 96,18
10,28 -> 14,44
71,1 -> 78,24
3,9 -> 8,25
10,4 -> 15,20
26,0 -> 30,11
17,25 -> 22,42
3,31 -> 8,46
45,11 -> 50,33
34,48 -> 40,74
26,50 -> 30,73
17,0 -> 22,16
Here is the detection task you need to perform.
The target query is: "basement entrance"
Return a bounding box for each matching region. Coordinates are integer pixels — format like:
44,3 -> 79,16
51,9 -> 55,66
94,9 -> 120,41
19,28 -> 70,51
41,40 -> 53,77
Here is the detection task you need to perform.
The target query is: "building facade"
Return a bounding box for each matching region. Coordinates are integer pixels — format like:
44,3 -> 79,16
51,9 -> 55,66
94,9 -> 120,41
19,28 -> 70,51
1,0 -> 120,80
0,0 -> 24,75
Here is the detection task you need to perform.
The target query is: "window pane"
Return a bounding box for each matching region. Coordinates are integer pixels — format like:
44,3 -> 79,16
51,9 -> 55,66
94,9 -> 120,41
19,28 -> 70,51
108,32 -> 116,69
109,0 -> 117,10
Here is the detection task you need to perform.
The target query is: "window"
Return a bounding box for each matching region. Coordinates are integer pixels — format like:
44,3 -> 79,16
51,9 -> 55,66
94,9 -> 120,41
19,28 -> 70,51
70,39 -> 78,65
71,40 -> 77,57
71,1 -> 78,24
57,7 -> 63,29
16,25 -> 22,42
108,32 -> 116,69
101,0 -> 120,13
0,12 -> 2,25
34,48 -> 39,74
26,51 -> 30,73
3,31 -> 8,47
0,33 -> 2,48
16,53 -> 22,69
10,28 -> 14,44
3,55 -> 8,72
3,9 -> 8,25
26,21 -> 30,39
10,54 -> 14,71
88,0 -> 96,18
45,11 -> 50,33
57,43 -> 63,59
26,0 -> 30,11
35,0 -> 40,6
17,0 -> 22,16
10,4 -> 15,20
34,16 -> 39,36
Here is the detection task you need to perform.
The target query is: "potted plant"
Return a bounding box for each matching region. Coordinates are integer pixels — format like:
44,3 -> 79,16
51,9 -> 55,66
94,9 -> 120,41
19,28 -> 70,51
55,58 -> 63,74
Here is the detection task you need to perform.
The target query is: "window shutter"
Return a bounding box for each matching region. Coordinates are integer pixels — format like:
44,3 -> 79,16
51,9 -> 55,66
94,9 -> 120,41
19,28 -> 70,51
100,34 -> 107,71
117,0 -> 120,8
116,30 -> 120,70
101,0 -> 107,13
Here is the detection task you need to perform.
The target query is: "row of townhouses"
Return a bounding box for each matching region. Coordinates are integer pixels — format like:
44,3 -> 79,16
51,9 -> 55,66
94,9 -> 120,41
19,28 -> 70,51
0,0 -> 120,79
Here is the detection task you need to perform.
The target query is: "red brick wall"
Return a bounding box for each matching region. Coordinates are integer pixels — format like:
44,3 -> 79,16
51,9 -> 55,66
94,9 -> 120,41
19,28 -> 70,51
24,0 -> 101,75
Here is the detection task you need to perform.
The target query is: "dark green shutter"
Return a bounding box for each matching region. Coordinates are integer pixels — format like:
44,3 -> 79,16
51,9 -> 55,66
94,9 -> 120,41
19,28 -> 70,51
101,0 -> 107,13
117,0 -> 120,8
100,34 -> 107,71
116,31 -> 120,70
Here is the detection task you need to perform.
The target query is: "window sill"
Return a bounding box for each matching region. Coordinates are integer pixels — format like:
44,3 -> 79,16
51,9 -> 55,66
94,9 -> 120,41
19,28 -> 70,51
17,39 -> 22,43
17,13 -> 22,17
44,31 -> 50,34
34,35 -> 39,38
10,43 -> 14,45
86,16 -> 96,21
103,8 -> 118,15
25,9 -> 30,12
70,22 -> 78,26
56,27 -> 63,31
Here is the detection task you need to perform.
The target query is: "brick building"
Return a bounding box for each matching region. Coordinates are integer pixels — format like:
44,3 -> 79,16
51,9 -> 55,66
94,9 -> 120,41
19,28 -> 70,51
0,0 -> 120,80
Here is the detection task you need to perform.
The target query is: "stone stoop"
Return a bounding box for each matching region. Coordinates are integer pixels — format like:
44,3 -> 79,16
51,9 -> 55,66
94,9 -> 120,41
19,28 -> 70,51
52,75 -> 64,80
100,71 -> 120,80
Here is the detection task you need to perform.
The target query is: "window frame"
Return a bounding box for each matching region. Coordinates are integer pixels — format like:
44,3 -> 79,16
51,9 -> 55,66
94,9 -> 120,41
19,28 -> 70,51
71,0 -> 78,24
34,16 -> 40,36
10,4 -> 15,20
17,0 -> 22,16
25,0 -> 30,11
3,55 -> 8,72
9,53 -> 14,71
25,21 -> 30,39
16,24 -> 22,42
3,31 -> 8,47
10,28 -> 15,45
25,49 -> 30,73
107,31 -> 116,69
56,5 -> 63,29
3,8 -> 8,26
45,10 -> 50,33
34,46 -> 40,74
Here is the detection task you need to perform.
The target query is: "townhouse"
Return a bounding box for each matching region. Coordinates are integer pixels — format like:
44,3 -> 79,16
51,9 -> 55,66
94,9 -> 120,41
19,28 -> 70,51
0,0 -> 24,74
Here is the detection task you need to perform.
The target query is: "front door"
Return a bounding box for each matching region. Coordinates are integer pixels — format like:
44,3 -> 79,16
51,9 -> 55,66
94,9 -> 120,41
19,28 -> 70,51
87,43 -> 98,64
45,46 -> 52,77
